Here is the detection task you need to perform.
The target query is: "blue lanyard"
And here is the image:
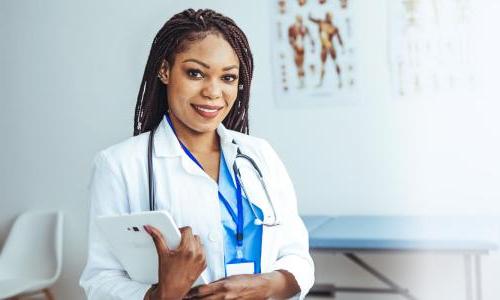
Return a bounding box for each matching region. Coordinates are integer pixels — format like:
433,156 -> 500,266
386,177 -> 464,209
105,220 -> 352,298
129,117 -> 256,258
165,115 -> 245,249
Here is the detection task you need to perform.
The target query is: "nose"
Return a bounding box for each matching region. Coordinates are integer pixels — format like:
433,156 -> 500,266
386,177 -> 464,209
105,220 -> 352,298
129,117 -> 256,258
201,79 -> 223,100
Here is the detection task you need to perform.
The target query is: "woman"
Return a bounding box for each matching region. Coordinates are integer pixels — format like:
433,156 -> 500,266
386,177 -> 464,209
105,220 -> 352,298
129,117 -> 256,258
80,8 -> 314,300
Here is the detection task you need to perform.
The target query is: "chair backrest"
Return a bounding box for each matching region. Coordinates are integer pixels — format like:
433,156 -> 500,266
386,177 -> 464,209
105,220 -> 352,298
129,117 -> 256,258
0,210 -> 63,280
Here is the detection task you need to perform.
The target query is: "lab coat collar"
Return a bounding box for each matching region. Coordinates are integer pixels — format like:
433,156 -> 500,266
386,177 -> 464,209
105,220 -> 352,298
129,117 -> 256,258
153,116 -> 184,158
153,115 -> 239,163
216,122 -> 235,146
217,124 -> 239,187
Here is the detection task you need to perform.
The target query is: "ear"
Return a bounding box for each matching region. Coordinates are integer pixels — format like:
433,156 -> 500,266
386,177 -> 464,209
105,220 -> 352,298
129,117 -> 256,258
158,59 -> 170,85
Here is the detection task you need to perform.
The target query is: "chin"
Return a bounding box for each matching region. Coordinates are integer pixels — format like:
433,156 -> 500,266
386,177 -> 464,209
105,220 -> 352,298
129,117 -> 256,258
188,112 -> 228,133
189,121 -> 221,134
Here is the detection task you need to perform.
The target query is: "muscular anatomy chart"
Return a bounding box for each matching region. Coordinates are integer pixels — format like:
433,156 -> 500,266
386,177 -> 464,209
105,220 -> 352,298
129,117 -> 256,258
309,12 -> 343,88
272,0 -> 358,105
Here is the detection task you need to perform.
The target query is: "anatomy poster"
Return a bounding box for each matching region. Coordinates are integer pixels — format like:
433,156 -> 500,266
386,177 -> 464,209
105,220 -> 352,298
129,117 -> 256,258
388,0 -> 476,99
271,0 -> 358,105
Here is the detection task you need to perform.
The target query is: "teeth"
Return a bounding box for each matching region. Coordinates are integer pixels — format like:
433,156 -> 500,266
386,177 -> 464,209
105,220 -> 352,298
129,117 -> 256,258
195,106 -> 218,113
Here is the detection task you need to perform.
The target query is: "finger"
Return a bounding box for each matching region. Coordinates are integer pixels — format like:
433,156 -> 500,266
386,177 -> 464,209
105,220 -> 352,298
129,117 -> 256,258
210,274 -> 246,284
211,276 -> 227,283
179,226 -> 194,249
185,285 -> 203,298
196,293 -> 225,300
194,235 -> 205,251
193,295 -> 220,300
192,234 -> 204,254
193,235 -> 206,262
144,225 -> 169,254
188,281 -> 224,298
194,234 -> 202,244
183,288 -> 200,300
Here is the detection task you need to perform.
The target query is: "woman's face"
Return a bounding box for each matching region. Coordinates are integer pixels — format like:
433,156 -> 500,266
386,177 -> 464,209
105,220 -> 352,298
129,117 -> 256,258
159,33 -> 240,135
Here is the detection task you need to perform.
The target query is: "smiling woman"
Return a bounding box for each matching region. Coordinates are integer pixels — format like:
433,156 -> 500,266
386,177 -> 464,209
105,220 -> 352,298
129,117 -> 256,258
133,9 -> 253,137
80,8 -> 314,300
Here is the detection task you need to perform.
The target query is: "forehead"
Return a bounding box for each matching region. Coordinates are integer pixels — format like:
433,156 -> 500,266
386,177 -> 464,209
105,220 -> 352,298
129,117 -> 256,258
174,33 -> 239,68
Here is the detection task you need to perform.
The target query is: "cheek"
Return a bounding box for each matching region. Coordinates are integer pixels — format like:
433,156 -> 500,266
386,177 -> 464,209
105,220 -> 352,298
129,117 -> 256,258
224,87 -> 239,107
167,81 -> 197,108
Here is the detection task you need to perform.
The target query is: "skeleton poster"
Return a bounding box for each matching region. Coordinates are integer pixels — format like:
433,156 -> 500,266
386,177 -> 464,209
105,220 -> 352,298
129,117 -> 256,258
388,0 -> 476,100
271,0 -> 358,105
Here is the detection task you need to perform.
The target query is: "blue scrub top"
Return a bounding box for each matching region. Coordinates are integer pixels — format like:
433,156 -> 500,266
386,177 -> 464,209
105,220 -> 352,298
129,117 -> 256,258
218,150 -> 263,274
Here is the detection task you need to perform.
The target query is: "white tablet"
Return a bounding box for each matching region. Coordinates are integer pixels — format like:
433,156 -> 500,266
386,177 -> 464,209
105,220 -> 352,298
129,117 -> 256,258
96,211 -> 208,286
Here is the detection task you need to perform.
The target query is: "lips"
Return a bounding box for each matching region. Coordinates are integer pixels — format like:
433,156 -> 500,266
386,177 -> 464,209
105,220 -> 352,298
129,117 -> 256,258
191,104 -> 223,119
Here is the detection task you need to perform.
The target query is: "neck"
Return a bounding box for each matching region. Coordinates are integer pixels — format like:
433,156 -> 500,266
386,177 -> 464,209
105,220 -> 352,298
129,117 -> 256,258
167,112 -> 219,153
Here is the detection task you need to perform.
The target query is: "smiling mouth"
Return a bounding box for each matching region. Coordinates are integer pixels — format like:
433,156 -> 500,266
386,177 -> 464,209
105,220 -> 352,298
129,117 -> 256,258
191,104 -> 223,118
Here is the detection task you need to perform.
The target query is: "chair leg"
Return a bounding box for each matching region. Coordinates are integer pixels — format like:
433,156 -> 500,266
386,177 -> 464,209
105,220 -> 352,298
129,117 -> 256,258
42,288 -> 54,300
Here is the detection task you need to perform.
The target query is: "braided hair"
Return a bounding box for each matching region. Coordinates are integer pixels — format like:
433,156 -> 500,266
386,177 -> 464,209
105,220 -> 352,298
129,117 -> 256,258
133,9 -> 254,136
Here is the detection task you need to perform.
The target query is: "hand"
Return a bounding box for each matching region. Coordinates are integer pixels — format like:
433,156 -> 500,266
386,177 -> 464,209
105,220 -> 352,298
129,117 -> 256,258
184,274 -> 271,300
184,270 -> 299,300
144,225 -> 207,300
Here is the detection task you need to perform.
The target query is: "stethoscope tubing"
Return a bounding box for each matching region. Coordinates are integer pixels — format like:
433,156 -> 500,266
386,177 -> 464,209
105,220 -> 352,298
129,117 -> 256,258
233,154 -> 280,226
147,123 -> 279,226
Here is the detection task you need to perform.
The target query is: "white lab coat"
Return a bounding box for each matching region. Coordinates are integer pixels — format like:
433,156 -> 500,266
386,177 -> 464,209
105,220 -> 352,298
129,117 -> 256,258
80,117 -> 315,299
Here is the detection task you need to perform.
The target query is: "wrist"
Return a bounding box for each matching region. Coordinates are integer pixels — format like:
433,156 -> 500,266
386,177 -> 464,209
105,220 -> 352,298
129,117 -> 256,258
148,284 -> 184,300
263,270 -> 300,299
261,271 -> 284,299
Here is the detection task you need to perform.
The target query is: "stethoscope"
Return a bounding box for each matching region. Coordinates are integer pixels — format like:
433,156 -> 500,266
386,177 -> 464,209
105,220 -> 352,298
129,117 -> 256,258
147,119 -> 280,227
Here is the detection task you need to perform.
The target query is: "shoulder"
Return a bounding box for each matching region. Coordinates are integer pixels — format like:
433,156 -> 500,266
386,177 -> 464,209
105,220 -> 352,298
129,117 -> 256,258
225,129 -> 280,164
226,129 -> 272,151
94,132 -> 150,172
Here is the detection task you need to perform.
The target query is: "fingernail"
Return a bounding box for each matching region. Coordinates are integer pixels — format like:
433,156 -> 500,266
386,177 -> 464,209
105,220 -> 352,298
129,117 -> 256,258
143,225 -> 150,234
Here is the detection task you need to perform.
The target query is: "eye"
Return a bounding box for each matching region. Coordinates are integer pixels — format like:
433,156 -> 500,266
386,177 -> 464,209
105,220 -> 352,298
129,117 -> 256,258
187,69 -> 204,79
221,74 -> 238,83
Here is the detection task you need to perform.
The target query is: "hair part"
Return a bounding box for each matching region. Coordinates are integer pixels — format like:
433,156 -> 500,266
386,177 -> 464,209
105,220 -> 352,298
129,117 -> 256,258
133,8 -> 254,136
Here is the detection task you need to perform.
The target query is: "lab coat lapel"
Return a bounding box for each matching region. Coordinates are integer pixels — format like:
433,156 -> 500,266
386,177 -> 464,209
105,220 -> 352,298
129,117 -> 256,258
153,116 -> 183,158
217,124 -> 238,187
154,115 -> 207,177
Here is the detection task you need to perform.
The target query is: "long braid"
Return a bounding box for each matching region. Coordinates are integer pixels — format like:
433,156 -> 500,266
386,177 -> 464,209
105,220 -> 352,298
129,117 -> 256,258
133,9 -> 254,136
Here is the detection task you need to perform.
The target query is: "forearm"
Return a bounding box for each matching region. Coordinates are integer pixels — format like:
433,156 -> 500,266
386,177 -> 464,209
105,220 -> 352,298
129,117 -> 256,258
262,270 -> 300,299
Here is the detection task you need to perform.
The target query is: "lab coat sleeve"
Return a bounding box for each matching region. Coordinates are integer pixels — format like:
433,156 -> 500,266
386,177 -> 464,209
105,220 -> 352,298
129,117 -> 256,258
262,142 -> 315,300
79,151 -> 151,300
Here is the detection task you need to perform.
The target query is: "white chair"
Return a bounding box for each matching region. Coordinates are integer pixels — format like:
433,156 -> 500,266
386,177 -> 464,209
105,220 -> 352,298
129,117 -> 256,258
0,211 -> 63,300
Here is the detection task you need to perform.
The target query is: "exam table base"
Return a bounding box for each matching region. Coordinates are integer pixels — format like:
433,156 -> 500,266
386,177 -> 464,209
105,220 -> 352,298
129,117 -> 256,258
308,252 -> 483,300
309,253 -> 418,300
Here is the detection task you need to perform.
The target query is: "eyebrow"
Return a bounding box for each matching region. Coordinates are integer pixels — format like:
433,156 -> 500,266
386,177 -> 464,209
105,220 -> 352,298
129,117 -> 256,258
182,58 -> 239,71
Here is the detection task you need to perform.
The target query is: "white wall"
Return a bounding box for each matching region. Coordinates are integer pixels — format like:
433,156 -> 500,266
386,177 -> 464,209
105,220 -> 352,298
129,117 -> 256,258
1,0 -> 499,299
